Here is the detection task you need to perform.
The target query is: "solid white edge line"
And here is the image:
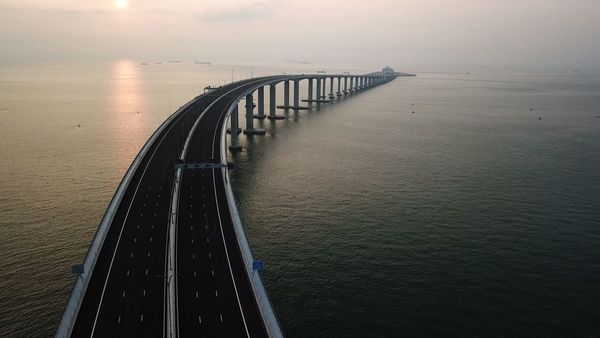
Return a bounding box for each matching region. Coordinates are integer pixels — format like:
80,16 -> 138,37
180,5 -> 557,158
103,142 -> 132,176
55,94 -> 202,338
168,79 -> 271,338
89,99 -> 196,338
219,88 -> 286,338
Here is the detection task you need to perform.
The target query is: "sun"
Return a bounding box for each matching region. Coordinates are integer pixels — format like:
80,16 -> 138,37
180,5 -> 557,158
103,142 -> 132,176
115,0 -> 128,9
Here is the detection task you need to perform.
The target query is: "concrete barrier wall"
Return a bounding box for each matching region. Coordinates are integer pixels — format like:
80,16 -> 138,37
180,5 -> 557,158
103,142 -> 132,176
220,102 -> 285,338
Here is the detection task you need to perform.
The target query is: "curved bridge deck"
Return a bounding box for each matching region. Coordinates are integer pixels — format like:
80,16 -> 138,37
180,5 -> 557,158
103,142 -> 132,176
57,72 -> 401,338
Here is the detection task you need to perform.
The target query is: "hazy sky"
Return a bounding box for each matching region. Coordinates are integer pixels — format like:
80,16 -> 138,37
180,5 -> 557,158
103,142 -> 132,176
1,0 -> 599,70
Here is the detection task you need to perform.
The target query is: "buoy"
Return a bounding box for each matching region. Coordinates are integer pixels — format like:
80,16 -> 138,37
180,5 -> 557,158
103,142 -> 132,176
530,108 -> 533,111
538,117 -> 542,120
77,124 -> 81,127
412,111 -> 414,114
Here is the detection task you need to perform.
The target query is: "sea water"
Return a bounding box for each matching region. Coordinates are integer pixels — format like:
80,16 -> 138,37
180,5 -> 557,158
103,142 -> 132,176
1,62 -> 599,337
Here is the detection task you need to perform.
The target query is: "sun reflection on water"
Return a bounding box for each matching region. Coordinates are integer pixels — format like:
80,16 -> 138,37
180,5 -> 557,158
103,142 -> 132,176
110,60 -> 148,170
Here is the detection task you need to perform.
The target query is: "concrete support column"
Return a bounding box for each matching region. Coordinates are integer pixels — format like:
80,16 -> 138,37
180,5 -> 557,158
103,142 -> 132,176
293,80 -> 300,109
228,105 -> 242,151
245,94 -> 254,131
329,77 -> 334,100
269,84 -> 276,117
255,86 -> 266,119
344,77 -> 348,95
337,77 -> 341,97
316,77 -> 322,107
268,84 -> 285,120
322,78 -> 327,98
244,93 -> 266,134
284,80 -> 290,109
308,78 -> 313,102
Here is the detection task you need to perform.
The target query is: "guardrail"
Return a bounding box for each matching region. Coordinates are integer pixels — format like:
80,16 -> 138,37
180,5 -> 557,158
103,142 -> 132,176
220,99 -> 285,338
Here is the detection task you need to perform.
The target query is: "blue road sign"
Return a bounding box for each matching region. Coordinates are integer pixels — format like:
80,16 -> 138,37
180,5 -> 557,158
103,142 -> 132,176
252,260 -> 265,271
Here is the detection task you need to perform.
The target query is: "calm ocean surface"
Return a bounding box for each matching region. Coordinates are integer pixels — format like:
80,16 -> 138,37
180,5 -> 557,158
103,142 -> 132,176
0,62 -> 599,337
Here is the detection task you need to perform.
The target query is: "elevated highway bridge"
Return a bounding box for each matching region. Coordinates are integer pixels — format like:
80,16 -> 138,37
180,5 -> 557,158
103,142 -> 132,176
56,70 -> 404,338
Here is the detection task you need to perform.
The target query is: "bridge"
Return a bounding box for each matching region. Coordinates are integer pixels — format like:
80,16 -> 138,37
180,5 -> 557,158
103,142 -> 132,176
56,69 -> 406,338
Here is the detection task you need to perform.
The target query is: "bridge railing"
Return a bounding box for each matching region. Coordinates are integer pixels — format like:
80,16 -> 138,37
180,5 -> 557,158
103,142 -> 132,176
55,94 -> 205,338
220,98 -> 285,338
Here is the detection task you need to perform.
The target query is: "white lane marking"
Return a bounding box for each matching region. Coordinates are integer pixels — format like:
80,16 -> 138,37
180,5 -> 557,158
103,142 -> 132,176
170,78 -> 281,336
195,291 -> 199,299
140,314 -> 144,322
220,314 -> 223,323
193,271 -> 197,277
206,238 -> 210,243
215,290 -> 218,297
212,124 -> 250,337
130,252 -> 133,258
145,269 -> 148,276
122,291 -> 126,298
90,109 -> 183,337
143,289 -> 146,297
192,254 -> 195,259
134,237 -> 137,243
118,315 -> 121,324
147,252 -> 151,258
211,269 -> 214,276
191,239 -> 194,243
150,237 -> 153,242
198,316 -> 202,324
208,252 -> 212,259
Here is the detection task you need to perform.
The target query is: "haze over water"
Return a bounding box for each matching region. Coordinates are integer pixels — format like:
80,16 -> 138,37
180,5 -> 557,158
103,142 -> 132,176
0,61 -> 599,337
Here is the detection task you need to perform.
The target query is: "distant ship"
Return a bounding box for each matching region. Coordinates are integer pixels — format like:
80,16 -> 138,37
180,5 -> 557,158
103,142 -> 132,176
195,61 -> 212,65
169,60 -> 181,63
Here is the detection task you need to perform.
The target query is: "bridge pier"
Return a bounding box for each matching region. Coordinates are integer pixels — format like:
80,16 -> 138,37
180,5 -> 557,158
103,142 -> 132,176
268,84 -> 285,120
244,93 -> 266,135
344,77 -> 348,96
316,78 -> 322,108
329,77 -> 334,101
228,105 -> 242,151
254,86 -> 266,119
283,80 -> 290,109
322,77 -> 326,99
336,77 -> 342,98
308,78 -> 313,104
293,80 -> 300,110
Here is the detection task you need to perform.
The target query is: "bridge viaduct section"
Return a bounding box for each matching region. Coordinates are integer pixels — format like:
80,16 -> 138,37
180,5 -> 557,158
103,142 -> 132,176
56,72 -> 399,338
